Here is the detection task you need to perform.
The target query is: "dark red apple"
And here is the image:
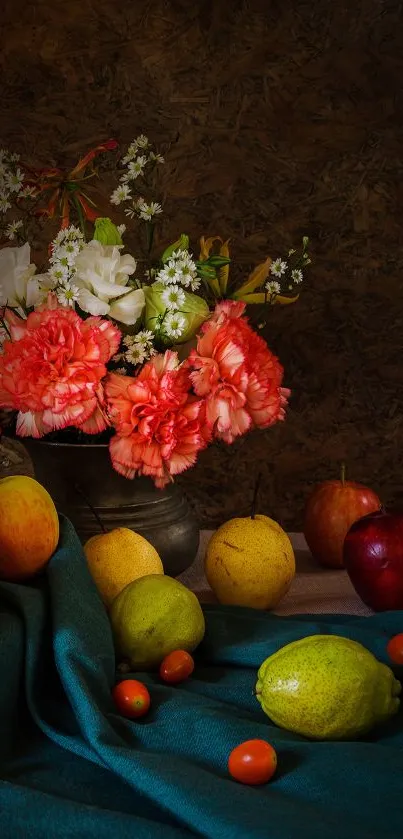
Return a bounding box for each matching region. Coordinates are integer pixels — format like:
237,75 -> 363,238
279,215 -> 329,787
343,509 -> 403,611
303,466 -> 381,568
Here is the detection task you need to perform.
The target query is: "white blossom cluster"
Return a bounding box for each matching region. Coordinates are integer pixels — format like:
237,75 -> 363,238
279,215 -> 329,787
114,330 -> 156,370
110,136 -> 164,223
0,149 -> 35,241
265,254 -> 306,297
48,226 -> 84,307
156,249 -> 200,293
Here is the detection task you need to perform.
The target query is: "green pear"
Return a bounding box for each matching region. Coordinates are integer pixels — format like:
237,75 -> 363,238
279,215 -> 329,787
256,635 -> 401,740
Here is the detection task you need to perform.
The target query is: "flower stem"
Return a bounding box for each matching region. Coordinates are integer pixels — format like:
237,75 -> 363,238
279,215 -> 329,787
72,195 -> 86,238
251,472 -> 262,520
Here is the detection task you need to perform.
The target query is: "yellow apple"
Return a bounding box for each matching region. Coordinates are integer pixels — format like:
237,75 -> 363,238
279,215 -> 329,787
0,475 -> 59,580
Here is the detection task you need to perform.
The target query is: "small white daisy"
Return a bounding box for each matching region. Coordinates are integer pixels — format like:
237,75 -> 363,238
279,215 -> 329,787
135,134 -> 149,149
158,260 -> 183,286
265,280 -> 281,295
125,155 -> 147,180
8,153 -> 20,163
161,284 -> 186,311
270,258 -> 288,278
117,223 -> 126,236
125,344 -> 147,365
56,281 -> 79,308
190,277 -> 201,291
52,245 -> 77,268
110,183 -> 132,205
20,185 -> 37,199
0,195 -> 11,213
291,268 -> 303,284
164,312 -> 186,340
112,352 -> 125,362
5,168 -> 24,193
134,329 -> 154,346
137,201 -> 163,221
148,151 -> 165,164
49,263 -> 70,284
115,366 -> 128,376
5,219 -> 23,240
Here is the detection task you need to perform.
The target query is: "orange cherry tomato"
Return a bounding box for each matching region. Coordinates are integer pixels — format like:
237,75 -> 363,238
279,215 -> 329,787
387,633 -> 403,665
159,650 -> 195,684
112,679 -> 151,718
228,739 -> 277,785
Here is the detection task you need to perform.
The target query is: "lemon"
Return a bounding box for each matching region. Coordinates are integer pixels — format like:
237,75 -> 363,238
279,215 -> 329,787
84,527 -> 163,609
110,574 -> 205,670
256,635 -> 401,740
204,515 -> 295,609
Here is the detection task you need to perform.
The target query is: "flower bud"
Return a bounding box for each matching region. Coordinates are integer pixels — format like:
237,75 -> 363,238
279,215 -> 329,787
93,217 -> 123,246
161,234 -> 189,263
143,282 -> 209,343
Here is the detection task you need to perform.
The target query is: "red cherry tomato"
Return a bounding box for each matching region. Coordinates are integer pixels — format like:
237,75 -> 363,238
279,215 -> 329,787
387,634 -> 403,665
112,679 -> 151,718
159,650 -> 195,684
228,739 -> 277,785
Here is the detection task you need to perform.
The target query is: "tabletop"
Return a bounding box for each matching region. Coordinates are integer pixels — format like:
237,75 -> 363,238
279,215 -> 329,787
178,531 -> 373,616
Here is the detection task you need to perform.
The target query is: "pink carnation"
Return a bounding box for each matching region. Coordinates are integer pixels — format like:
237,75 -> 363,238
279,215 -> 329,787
105,350 -> 205,487
0,306 -> 120,437
188,300 -> 290,444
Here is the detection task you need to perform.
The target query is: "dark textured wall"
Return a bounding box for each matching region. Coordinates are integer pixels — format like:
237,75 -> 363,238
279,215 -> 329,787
1,0 -> 403,528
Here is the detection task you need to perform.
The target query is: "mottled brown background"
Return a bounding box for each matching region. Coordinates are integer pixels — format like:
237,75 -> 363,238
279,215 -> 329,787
1,0 -> 403,529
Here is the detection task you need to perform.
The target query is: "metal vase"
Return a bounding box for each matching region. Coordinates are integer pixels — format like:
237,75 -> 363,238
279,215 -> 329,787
23,439 -> 200,577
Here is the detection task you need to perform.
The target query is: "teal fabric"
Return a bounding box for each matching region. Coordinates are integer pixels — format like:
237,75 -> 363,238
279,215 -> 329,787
0,517 -> 402,839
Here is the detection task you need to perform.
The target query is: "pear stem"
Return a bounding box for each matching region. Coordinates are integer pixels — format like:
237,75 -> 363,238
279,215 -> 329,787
251,472 -> 262,520
340,462 -> 346,486
74,482 -> 107,534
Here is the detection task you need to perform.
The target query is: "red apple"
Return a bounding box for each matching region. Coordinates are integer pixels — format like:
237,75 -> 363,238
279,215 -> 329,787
303,467 -> 381,568
343,509 -> 403,611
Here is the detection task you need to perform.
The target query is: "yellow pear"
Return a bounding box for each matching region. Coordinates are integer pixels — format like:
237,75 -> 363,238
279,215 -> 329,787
84,527 -> 163,608
204,515 -> 295,610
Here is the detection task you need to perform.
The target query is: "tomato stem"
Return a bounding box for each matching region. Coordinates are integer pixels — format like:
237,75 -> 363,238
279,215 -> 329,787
251,472 -> 262,520
340,462 -> 346,486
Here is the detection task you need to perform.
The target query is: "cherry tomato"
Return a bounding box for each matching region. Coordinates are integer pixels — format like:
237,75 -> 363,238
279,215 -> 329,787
112,679 -> 151,718
159,650 -> 195,684
228,739 -> 277,785
387,633 -> 403,665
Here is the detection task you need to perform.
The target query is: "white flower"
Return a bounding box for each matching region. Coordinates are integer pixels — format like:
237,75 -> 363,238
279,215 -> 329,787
56,281 -> 80,308
124,344 -> 147,365
0,242 -> 42,310
51,244 -> 77,268
157,260 -> 182,286
110,184 -> 131,205
265,280 -> 281,295
115,366 -> 128,375
136,134 -> 149,149
123,155 -> 147,181
0,195 -> 11,213
137,201 -> 163,221
117,224 -> 126,236
5,168 -> 24,193
190,277 -> 201,291
49,263 -> 70,284
164,312 -> 186,340
73,239 -> 144,325
5,220 -> 23,240
148,151 -> 164,164
134,329 -> 154,346
20,185 -> 37,199
270,258 -> 288,277
53,225 -> 84,247
291,268 -> 303,284
161,284 -> 186,311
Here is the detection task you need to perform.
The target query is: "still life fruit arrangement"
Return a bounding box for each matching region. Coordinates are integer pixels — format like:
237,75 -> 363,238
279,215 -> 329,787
0,468 -> 402,787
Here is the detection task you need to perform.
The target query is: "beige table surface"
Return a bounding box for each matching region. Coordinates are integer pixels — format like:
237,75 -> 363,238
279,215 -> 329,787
178,531 -> 373,617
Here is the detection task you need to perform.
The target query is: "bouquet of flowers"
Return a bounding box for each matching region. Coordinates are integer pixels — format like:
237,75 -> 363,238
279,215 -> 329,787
0,137 -> 310,487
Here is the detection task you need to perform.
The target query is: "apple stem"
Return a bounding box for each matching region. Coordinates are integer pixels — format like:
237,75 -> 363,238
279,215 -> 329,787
74,482 -> 107,534
341,462 -> 346,486
251,472 -> 262,520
